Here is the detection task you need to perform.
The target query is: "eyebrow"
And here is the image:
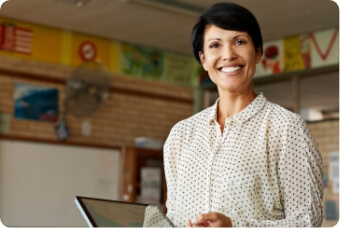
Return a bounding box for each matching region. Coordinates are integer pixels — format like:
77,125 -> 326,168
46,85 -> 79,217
234,35 -> 249,39
206,34 -> 250,43
206,38 -> 221,42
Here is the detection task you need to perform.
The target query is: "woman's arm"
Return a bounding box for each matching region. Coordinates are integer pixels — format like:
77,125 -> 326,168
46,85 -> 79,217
231,116 -> 323,227
163,125 -> 180,225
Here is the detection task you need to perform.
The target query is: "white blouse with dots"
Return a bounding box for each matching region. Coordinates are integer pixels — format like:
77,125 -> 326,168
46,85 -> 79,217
164,93 -> 323,227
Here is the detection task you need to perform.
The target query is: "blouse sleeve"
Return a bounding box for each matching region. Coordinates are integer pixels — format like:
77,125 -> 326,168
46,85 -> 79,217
163,125 -> 180,223
231,115 -> 324,227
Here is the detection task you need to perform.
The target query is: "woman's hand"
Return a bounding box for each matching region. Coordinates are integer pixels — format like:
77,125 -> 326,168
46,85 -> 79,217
186,212 -> 232,227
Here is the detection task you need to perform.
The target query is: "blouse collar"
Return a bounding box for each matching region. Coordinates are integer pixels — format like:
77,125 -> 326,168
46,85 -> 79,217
209,93 -> 267,124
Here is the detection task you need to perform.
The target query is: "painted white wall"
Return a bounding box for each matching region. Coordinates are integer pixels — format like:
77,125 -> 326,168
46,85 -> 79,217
0,139 -> 120,227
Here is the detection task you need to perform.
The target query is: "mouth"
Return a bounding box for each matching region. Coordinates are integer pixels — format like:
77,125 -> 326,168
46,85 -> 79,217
219,65 -> 243,73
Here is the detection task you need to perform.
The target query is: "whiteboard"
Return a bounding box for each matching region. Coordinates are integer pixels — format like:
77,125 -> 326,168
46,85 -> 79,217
0,139 -> 121,227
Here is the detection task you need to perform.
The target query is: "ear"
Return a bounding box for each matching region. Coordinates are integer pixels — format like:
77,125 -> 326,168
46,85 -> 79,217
199,51 -> 207,70
255,49 -> 262,64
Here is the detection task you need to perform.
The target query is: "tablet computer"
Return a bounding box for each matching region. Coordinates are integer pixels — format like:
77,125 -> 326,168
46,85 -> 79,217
74,196 -> 174,227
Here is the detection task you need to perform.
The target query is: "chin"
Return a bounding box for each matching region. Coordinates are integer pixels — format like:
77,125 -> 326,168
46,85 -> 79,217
218,84 -> 251,94
218,83 -> 241,91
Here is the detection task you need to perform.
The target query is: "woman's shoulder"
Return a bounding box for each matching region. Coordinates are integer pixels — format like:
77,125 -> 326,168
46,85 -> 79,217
265,100 -> 306,126
165,106 -> 214,148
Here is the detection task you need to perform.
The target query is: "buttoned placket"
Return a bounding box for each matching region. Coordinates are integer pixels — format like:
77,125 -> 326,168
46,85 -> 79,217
206,117 -> 234,213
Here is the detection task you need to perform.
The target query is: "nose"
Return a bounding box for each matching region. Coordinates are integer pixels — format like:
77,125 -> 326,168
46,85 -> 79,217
222,45 -> 237,61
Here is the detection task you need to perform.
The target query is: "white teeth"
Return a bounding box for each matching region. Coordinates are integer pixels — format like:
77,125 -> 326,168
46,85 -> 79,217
221,66 -> 241,73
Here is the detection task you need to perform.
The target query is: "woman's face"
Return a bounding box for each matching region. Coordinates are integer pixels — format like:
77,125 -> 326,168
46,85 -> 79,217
199,25 -> 261,94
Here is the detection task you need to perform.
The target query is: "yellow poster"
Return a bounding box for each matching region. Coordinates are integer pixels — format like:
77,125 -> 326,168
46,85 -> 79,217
283,35 -> 305,72
0,17 -> 62,63
69,32 -> 111,68
109,41 -> 120,73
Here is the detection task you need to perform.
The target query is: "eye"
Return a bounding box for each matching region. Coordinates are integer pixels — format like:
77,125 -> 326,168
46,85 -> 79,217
235,39 -> 246,45
209,43 -> 219,49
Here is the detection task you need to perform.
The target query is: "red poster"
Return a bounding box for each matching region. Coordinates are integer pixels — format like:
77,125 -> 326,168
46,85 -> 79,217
0,23 -> 32,55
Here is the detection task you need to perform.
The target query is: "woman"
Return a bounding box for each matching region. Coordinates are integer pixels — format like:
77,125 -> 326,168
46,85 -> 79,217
163,2 -> 323,227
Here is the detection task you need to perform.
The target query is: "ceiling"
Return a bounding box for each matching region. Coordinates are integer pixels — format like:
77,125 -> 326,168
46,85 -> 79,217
0,0 -> 338,55
0,0 -> 339,119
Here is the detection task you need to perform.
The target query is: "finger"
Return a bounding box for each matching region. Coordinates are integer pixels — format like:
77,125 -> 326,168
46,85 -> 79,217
194,213 -> 226,227
196,212 -> 219,222
186,219 -> 193,227
192,215 -> 211,227
196,212 -> 232,227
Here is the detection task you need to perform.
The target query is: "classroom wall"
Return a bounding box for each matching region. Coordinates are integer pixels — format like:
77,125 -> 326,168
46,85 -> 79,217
0,140 -> 120,227
0,55 -> 193,145
0,55 -> 193,226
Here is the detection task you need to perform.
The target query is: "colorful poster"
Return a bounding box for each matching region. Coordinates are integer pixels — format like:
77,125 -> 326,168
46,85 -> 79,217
14,83 -> 58,122
163,52 -> 194,85
120,43 -> 143,76
310,28 -> 339,68
0,17 -> 337,85
255,40 -> 283,77
255,28 -> 338,78
0,22 -> 32,55
70,33 -> 111,68
142,48 -> 163,79
0,17 -> 63,63
120,43 -> 163,79
300,34 -> 312,69
109,41 -> 120,74
283,35 -> 305,72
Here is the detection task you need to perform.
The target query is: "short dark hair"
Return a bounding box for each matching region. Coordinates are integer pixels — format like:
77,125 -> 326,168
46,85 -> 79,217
191,2 -> 263,64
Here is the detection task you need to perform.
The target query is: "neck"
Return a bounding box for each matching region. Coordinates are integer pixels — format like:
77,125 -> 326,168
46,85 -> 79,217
217,90 -> 257,125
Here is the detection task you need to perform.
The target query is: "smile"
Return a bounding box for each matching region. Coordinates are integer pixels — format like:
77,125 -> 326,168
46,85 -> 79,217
220,66 -> 242,73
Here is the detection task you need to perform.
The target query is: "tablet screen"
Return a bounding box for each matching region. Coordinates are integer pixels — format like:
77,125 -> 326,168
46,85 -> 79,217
74,196 -> 174,227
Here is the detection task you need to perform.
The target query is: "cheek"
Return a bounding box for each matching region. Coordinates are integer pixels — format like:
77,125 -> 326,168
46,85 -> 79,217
204,54 -> 218,69
246,52 -> 259,66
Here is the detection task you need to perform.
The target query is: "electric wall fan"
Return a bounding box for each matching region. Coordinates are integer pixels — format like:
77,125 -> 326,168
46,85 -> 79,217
65,60 -> 110,117
55,60 -> 110,140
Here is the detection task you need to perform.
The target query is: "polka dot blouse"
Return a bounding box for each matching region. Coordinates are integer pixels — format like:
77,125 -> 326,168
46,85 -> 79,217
163,93 -> 323,227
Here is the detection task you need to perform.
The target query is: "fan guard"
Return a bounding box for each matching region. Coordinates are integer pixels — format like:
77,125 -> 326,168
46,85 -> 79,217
65,60 -> 110,117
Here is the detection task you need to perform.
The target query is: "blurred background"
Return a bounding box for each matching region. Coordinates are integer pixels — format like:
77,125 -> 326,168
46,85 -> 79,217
0,0 -> 338,227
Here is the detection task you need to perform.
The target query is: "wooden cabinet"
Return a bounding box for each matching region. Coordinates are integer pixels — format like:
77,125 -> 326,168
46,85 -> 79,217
120,147 -> 167,210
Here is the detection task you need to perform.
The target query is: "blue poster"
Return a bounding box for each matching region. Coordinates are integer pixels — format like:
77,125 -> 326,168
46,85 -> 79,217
14,83 -> 58,122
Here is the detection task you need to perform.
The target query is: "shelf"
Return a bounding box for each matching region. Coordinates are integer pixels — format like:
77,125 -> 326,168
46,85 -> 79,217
121,147 -> 167,210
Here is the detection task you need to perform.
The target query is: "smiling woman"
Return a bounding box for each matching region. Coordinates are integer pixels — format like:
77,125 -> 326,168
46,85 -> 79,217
199,27 -> 261,98
163,2 -> 324,227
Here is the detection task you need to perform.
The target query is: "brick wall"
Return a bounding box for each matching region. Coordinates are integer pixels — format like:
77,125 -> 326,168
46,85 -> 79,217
308,120 -> 339,157
0,55 -> 193,146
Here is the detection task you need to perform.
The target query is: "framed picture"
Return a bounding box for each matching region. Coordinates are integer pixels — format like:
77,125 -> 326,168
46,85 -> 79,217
14,83 -> 58,122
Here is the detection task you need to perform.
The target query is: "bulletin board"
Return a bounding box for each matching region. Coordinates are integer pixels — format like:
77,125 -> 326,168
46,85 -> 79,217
0,139 -> 121,227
